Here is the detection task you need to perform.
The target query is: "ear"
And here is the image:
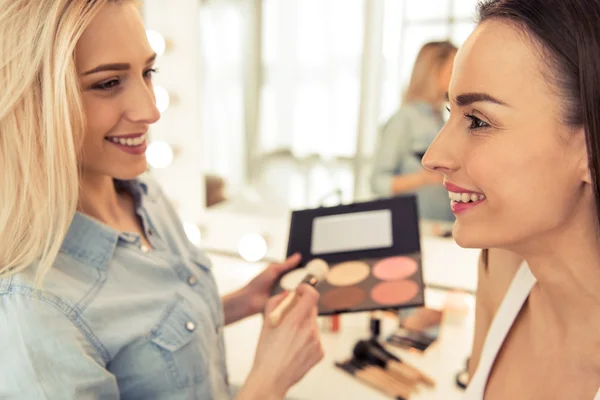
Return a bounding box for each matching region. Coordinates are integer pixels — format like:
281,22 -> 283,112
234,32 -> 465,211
575,127 -> 592,184
581,159 -> 592,184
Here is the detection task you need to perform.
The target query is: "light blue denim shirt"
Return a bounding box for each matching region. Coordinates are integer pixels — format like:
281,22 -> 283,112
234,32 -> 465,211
0,173 -> 232,399
370,102 -> 455,222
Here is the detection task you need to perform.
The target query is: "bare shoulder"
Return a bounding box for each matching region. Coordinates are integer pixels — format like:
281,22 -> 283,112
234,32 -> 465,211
468,248 -> 523,377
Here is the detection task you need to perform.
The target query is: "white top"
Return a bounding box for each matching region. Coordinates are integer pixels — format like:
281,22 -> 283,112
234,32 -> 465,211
465,263 -> 600,400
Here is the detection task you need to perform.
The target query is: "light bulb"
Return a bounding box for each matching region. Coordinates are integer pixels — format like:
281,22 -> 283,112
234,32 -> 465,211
146,141 -> 174,169
146,30 -> 166,56
154,86 -> 170,113
183,222 -> 202,246
238,233 -> 268,263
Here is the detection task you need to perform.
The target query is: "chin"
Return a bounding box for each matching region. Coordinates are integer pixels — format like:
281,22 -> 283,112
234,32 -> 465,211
452,220 -> 492,249
111,161 -> 148,181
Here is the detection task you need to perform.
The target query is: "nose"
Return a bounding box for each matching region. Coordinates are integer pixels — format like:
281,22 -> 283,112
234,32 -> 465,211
422,123 -> 460,175
124,80 -> 161,125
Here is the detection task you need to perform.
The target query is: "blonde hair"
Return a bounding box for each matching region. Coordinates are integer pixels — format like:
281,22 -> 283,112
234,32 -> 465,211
0,0 -> 114,284
403,40 -> 457,105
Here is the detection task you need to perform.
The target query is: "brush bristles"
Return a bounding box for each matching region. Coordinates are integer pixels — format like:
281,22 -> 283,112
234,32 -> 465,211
305,258 -> 329,280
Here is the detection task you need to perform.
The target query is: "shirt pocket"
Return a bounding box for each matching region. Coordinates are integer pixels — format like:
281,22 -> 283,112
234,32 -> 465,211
150,296 -> 209,390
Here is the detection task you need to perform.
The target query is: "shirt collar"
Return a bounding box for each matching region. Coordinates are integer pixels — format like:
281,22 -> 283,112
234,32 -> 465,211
60,178 -> 150,270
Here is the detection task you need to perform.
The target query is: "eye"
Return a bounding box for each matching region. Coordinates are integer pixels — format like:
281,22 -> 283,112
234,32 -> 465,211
93,78 -> 120,91
144,68 -> 158,79
464,113 -> 489,131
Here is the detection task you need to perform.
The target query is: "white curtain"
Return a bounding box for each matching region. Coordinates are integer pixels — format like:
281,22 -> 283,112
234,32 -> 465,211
259,0 -> 364,159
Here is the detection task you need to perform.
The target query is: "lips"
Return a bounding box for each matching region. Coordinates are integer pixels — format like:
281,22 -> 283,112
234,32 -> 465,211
444,181 -> 486,214
444,182 -> 482,194
106,133 -> 145,139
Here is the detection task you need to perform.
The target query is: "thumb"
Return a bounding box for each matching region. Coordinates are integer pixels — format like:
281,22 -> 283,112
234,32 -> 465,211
275,253 -> 302,274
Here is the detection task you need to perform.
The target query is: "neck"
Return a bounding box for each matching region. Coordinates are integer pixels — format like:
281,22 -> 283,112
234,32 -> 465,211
78,171 -> 125,227
515,207 -> 600,350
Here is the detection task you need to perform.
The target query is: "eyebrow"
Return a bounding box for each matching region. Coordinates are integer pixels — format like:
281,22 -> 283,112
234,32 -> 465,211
82,53 -> 157,76
445,92 -> 510,107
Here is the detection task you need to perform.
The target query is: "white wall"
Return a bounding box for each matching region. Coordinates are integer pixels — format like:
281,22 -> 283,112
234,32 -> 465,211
143,0 -> 206,224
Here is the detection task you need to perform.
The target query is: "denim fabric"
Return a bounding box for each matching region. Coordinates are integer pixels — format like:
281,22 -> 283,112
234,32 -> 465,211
0,173 -> 231,400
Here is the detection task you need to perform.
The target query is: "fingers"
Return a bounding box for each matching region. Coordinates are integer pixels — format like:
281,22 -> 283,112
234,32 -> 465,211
264,291 -> 290,315
285,283 -> 319,324
272,253 -> 302,275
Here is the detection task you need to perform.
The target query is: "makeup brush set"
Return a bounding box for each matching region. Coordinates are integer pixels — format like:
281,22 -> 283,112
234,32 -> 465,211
335,339 -> 435,399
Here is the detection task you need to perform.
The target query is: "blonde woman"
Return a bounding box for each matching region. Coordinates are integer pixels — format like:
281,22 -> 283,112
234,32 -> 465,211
371,41 -> 457,221
0,1 -> 323,399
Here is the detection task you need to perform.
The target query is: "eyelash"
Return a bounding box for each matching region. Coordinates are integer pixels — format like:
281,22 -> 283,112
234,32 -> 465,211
445,106 -> 490,132
92,68 -> 158,91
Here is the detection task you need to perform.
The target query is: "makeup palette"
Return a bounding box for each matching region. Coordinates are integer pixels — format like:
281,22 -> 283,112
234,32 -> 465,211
273,196 -> 424,315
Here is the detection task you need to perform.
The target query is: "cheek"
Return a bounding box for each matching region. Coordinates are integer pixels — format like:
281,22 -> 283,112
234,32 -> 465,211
82,95 -> 122,144
467,137 -> 577,214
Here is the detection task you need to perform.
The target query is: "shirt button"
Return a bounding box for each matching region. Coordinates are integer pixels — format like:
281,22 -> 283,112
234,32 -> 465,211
148,228 -> 154,236
188,275 -> 197,286
186,321 -> 196,332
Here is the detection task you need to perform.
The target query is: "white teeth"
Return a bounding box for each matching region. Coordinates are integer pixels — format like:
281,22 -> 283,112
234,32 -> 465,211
448,191 -> 486,203
107,134 -> 147,147
448,192 -> 461,201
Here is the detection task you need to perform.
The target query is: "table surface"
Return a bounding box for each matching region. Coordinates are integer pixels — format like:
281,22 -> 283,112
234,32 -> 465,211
208,234 -> 479,399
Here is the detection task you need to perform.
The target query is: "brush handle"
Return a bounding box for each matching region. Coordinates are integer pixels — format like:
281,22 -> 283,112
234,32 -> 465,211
354,369 -> 401,398
269,292 -> 298,327
390,360 -> 436,387
383,366 -> 419,387
270,273 -> 322,327
364,366 -> 414,398
388,361 -> 421,383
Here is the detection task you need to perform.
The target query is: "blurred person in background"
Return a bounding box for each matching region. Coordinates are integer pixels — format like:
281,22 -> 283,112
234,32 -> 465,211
371,41 -> 457,222
0,1 -> 323,399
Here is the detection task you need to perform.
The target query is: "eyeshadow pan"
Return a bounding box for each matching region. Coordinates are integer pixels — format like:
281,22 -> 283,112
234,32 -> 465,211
371,280 -> 420,306
372,256 -> 418,281
320,287 -> 367,311
326,261 -> 370,287
279,268 -> 308,291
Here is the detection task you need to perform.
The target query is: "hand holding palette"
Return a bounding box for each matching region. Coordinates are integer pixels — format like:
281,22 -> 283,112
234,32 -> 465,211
273,196 -> 425,315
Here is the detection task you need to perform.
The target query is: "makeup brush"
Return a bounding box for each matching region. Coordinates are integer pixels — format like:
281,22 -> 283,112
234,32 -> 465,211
358,363 -> 416,397
336,360 -> 407,399
354,340 -> 436,387
269,258 -> 329,327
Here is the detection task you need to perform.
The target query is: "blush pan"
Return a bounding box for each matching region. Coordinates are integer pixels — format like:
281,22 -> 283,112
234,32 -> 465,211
371,280 -> 420,306
372,256 -> 418,281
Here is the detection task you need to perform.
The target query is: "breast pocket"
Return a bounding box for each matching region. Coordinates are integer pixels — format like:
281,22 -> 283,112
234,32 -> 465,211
150,296 -> 209,390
